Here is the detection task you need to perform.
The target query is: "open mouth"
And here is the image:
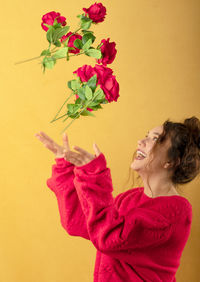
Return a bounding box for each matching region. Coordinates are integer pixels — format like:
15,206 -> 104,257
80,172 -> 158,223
135,150 -> 147,160
135,155 -> 146,160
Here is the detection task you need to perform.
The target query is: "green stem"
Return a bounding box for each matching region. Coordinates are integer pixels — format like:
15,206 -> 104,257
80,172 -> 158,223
14,46 -> 58,65
38,51 -> 86,65
59,92 -> 99,135
15,26 -> 83,65
50,92 -> 75,123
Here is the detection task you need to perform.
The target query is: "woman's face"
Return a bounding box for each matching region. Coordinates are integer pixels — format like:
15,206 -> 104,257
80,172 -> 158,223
131,125 -> 171,174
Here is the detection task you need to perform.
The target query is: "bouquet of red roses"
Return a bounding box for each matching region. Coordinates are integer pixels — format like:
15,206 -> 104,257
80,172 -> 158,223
15,2 -> 120,134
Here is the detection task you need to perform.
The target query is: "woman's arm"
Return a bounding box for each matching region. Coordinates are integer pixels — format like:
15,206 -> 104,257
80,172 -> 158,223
35,131 -> 90,239
46,157 -> 90,240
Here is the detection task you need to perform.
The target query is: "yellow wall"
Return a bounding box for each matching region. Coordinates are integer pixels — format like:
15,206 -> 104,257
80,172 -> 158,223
1,0 -> 199,281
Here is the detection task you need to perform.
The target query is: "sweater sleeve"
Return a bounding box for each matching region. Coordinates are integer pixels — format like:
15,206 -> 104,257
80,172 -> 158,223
46,157 -> 90,240
73,153 -> 174,258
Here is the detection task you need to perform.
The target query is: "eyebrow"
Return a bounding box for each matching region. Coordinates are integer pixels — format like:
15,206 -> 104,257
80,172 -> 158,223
147,131 -> 160,136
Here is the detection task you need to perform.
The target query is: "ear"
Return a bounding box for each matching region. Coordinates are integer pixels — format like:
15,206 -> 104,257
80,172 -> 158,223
164,161 -> 174,169
164,158 -> 180,169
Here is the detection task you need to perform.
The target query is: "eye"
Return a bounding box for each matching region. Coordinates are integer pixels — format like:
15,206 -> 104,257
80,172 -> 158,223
145,135 -> 158,141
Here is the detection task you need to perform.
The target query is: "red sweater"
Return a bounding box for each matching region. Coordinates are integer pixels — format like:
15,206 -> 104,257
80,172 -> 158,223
46,152 -> 193,282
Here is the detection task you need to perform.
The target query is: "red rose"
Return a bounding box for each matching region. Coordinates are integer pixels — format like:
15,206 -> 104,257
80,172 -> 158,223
93,64 -> 113,84
100,74 -> 119,102
61,32 -> 82,54
94,64 -> 119,102
96,38 -> 117,66
82,2 -> 106,23
73,65 -> 97,82
41,11 -> 66,32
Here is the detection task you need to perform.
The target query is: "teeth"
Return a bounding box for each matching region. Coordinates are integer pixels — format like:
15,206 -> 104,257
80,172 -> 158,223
137,150 -> 146,158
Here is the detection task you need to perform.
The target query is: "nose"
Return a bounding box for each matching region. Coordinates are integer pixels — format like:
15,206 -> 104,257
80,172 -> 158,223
138,137 -> 146,146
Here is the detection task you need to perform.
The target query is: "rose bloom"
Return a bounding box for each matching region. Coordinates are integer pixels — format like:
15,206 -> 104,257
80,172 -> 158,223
82,2 -> 106,23
73,65 -> 97,83
61,32 -> 83,54
93,64 -> 113,84
73,64 -> 119,104
96,38 -> 117,66
100,74 -> 119,102
41,11 -> 66,31
94,64 -> 119,102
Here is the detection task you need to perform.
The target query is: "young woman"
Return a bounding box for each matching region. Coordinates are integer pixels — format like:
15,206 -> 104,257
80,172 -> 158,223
35,116 -> 200,282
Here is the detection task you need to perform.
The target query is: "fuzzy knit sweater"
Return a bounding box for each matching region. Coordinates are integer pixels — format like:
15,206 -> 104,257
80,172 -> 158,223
46,152 -> 193,282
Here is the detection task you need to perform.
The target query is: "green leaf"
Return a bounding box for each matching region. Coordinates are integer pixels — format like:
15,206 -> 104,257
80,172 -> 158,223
87,101 -> 100,107
85,48 -> 102,59
63,37 -> 70,47
54,40 -> 62,47
53,23 -> 62,29
67,104 -> 75,113
82,32 -> 96,45
46,26 -> 55,43
52,26 -> 70,42
40,49 -> 51,56
52,47 -> 68,59
71,79 -> 81,90
81,19 -> 92,30
97,42 -> 104,49
68,47 -> 76,51
86,74 -> 97,92
82,29 -> 94,34
43,57 -> 56,69
80,109 -> 95,117
43,23 -> 52,29
53,18 -> 62,29
77,87 -> 86,100
67,104 -> 82,114
91,104 -> 103,110
81,15 -> 91,22
82,38 -> 92,51
85,85 -> 93,100
67,81 -> 72,90
94,88 -> 105,100
75,97 -> 82,104
73,39 -> 83,49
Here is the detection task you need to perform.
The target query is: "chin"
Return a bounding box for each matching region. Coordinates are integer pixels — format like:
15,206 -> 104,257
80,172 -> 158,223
131,158 -> 145,172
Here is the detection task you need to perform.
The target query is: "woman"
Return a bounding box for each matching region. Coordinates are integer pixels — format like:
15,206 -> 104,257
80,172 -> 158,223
35,116 -> 200,281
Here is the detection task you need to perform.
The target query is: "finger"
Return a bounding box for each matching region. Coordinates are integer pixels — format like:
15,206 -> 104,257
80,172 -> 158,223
44,143 -> 57,154
65,151 -> 84,163
73,146 -> 93,158
66,156 -> 83,166
39,131 -> 55,144
63,133 -> 70,151
35,132 -> 58,152
93,143 -> 101,157
35,132 -> 52,145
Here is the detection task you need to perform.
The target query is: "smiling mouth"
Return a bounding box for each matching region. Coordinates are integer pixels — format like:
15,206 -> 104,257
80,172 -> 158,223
135,155 -> 146,160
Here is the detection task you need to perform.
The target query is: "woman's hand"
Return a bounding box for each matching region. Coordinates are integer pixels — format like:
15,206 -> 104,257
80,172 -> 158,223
71,143 -> 101,166
34,131 -> 71,159
34,131 -> 101,166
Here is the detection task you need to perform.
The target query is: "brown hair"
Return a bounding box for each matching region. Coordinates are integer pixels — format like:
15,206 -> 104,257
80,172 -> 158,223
122,116 -> 200,197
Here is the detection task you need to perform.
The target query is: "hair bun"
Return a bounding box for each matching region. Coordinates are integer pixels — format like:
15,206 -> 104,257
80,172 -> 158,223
197,135 -> 200,149
183,116 -> 200,149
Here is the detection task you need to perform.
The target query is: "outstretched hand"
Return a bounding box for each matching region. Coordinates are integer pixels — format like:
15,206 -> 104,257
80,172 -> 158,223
69,143 -> 102,167
35,131 -> 101,167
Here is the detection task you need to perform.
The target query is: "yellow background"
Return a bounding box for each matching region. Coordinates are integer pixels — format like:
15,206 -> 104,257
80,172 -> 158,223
1,0 -> 199,281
